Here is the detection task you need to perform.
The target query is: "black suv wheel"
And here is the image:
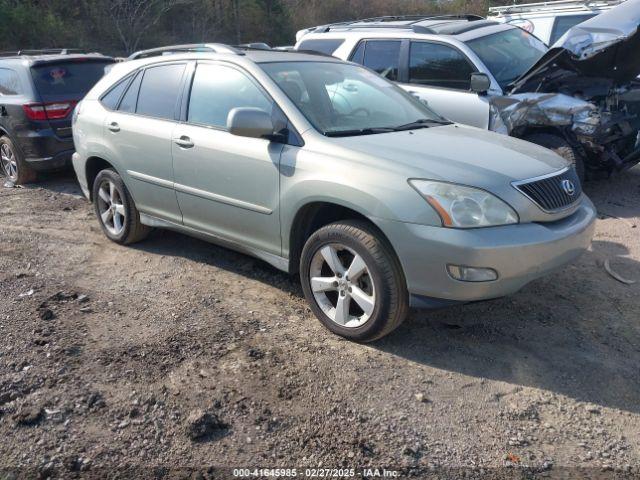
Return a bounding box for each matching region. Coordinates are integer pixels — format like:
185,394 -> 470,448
0,136 -> 36,184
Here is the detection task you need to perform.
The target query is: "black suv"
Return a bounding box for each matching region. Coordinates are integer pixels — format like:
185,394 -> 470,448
0,49 -> 114,184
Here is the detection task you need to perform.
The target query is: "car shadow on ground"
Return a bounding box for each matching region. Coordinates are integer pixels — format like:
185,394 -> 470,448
29,168 -> 640,414
374,240 -> 640,414
19,170 -> 85,196
584,165 -> 640,221
130,225 -> 640,415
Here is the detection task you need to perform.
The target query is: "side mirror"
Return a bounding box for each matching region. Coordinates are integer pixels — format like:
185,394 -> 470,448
227,107 -> 275,139
470,72 -> 491,94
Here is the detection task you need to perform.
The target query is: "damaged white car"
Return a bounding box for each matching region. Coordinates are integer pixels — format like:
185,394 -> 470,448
295,0 -> 640,180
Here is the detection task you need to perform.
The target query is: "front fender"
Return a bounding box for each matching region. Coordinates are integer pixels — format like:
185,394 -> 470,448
279,146 -> 442,255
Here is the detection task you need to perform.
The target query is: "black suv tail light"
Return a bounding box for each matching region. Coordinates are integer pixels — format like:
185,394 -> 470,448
22,101 -> 77,121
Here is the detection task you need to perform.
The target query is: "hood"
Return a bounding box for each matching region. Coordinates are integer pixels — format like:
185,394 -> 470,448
511,0 -> 640,92
328,124 -> 568,187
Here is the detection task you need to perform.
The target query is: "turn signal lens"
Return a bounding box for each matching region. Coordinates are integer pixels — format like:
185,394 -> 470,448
447,265 -> 498,282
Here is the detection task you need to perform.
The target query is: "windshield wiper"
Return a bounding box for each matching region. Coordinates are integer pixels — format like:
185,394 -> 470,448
324,127 -> 396,137
325,119 -> 452,137
393,118 -> 452,131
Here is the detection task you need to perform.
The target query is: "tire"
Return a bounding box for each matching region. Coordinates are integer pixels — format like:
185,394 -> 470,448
524,133 -> 586,182
300,220 -> 409,342
0,135 -> 36,185
92,169 -> 150,245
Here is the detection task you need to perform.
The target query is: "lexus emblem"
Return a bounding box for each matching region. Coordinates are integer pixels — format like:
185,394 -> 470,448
561,179 -> 576,196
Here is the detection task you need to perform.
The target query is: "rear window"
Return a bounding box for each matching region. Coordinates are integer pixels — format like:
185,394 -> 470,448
549,14 -> 597,45
136,64 -> 185,120
30,61 -> 112,101
297,39 -> 345,55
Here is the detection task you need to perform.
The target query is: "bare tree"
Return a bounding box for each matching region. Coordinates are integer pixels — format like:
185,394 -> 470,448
105,0 -> 192,54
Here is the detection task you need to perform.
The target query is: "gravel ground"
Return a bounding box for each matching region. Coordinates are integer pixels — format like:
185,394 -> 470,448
0,167 -> 638,479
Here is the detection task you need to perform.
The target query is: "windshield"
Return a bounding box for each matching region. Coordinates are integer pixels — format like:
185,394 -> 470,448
260,61 -> 447,136
466,28 -> 547,90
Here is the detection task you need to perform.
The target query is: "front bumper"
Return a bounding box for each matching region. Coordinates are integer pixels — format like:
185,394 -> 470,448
375,196 -> 596,306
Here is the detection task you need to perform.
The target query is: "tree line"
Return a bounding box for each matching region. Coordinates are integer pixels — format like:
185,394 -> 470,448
0,0 -> 505,56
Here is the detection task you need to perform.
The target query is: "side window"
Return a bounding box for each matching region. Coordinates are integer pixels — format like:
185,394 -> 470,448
118,71 -> 142,113
350,41 -> 365,64
297,39 -> 345,55
0,68 -> 21,95
409,42 -> 475,90
550,14 -> 596,44
136,64 -> 186,120
361,41 -> 401,81
100,76 -> 131,110
188,64 -> 272,129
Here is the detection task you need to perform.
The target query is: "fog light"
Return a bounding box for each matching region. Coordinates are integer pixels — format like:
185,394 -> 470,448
447,265 -> 498,282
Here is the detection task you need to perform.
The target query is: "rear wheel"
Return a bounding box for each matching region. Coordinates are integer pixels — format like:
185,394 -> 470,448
300,220 -> 409,342
0,136 -> 36,185
524,133 -> 585,182
92,169 -> 150,245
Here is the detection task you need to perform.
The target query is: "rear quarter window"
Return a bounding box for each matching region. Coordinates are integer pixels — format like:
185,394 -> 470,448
297,39 -> 345,55
0,68 -> 22,95
30,61 -> 113,101
99,75 -> 132,110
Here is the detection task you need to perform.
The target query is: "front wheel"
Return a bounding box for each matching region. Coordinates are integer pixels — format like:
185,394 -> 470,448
92,169 -> 150,245
300,220 -> 409,342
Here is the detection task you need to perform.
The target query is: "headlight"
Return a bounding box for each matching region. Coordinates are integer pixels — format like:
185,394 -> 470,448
409,180 -> 519,228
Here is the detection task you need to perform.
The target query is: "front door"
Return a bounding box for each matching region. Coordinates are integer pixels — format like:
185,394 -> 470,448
401,41 -> 490,129
171,62 -> 283,255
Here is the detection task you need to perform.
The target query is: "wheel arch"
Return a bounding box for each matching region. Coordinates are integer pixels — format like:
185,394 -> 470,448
513,125 -> 577,145
85,156 -> 119,201
286,200 -> 400,277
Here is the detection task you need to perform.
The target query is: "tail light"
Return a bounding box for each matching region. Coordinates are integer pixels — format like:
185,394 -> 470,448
23,101 -> 77,121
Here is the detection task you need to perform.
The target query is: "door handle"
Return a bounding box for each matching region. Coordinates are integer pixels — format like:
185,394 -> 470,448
108,122 -> 120,133
174,136 -> 194,149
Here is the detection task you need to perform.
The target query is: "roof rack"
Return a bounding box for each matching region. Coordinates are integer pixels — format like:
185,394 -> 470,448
310,14 -> 484,34
0,48 -> 90,58
129,43 -> 243,60
488,0 -> 623,15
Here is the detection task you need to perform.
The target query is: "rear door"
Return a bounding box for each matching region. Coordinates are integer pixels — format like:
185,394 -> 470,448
29,59 -> 113,138
399,41 -> 490,128
102,62 -> 186,224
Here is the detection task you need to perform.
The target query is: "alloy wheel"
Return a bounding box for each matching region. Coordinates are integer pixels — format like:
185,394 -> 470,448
309,244 -> 376,328
97,179 -> 126,236
0,143 -> 18,180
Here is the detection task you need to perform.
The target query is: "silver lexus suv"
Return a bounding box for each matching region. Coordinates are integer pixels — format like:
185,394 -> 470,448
72,44 -> 596,342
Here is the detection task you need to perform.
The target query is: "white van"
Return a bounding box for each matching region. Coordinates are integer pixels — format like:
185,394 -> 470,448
488,0 -> 623,45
